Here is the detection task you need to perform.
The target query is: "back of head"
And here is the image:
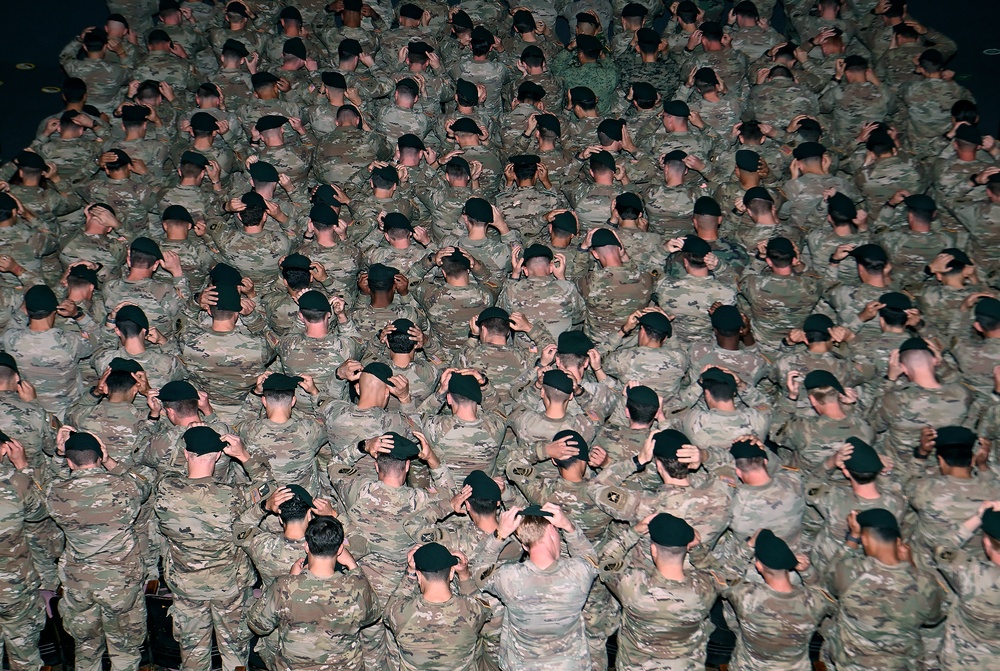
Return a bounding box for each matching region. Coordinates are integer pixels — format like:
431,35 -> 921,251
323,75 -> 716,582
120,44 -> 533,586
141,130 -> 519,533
305,516 -> 345,557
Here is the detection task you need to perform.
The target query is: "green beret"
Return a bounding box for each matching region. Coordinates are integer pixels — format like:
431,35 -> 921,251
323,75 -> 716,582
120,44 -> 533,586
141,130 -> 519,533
803,370 -> 844,394
551,213 -> 578,234
413,542 -> 459,572
189,113 -> 219,133
463,470 -> 502,501
754,529 -> 797,570
158,380 -> 198,402
298,290 -> 331,313
899,337 -> 931,353
844,437 -> 882,473
255,115 -> 288,132
448,372 -> 483,405
681,235 -> 711,257
262,373 -> 303,392
557,330 -> 595,355
163,204 -> 194,224
553,429 -> 589,462
183,425 -> 227,455
542,369 -> 574,394
648,513 -> 695,547
803,314 -> 834,333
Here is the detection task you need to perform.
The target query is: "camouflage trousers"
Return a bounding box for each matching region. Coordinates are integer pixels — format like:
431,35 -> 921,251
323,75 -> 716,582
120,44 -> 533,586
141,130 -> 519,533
0,591 -> 45,671
25,517 -> 64,591
170,588 -> 253,671
59,573 -> 147,671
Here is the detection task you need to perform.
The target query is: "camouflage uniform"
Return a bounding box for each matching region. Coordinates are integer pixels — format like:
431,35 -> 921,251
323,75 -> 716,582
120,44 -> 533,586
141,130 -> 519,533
154,452 -> 274,671
43,462 -> 153,671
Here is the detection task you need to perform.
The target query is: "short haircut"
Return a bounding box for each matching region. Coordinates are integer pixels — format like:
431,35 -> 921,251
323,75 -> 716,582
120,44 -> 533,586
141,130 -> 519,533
279,494 -> 312,523
626,399 -> 658,424
655,455 -> 689,479
305,516 -> 345,557
734,456 -> 767,471
479,316 -> 510,339
514,514 -> 550,547
106,370 -> 137,395
375,453 -> 409,477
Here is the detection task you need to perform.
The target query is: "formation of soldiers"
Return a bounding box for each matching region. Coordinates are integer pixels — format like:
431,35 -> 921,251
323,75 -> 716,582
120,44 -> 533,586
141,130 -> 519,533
1,0 -> 1000,669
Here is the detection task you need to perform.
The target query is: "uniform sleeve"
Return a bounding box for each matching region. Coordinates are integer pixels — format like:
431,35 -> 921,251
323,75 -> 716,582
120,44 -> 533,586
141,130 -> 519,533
247,580 -> 281,635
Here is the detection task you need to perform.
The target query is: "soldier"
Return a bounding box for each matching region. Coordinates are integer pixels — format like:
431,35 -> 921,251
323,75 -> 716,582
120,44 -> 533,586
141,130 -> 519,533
604,308 -> 690,397
43,429 -> 153,671
580,228 -> 653,344
235,372 -> 328,495
478,503 -> 599,671
0,435 -> 49,671
2,285 -> 96,419
497,243 -> 587,341
276,290 -> 361,395
933,503 -> 1000,670
248,515 -> 379,671
102,236 -> 189,338
154,426 -> 274,671
385,542 -> 488,671
656,234 -> 738,343
823,508 -> 944,671
551,35 -> 620,115
722,529 -> 832,671
181,282 -> 275,421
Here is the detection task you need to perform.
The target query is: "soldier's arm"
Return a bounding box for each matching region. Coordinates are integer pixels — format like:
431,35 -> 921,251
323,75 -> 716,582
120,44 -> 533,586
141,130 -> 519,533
504,459 -> 551,504
247,580 -> 280,635
563,522 -> 599,572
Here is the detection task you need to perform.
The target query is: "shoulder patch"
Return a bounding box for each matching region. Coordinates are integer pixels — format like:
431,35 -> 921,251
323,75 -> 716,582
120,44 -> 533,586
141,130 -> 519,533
511,466 -> 534,478
720,475 -> 739,488
338,467 -> 359,476
602,560 -> 624,572
603,488 -> 625,505
238,529 -> 252,540
479,565 -> 496,581
265,331 -> 280,347
779,145 -> 793,156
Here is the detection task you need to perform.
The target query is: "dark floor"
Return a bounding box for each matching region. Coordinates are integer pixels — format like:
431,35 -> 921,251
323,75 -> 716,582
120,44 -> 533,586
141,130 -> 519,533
0,0 -> 996,161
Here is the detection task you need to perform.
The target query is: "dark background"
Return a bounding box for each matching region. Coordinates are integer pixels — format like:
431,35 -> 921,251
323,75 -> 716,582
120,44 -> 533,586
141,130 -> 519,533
0,0 -> 997,161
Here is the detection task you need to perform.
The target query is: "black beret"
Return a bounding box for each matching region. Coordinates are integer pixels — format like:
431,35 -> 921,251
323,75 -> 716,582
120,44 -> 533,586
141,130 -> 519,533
297,290 -> 331,313
339,38 -> 363,56
450,117 -> 482,135
982,508 -> 1000,540
803,313 -> 834,333
590,150 -> 616,171
954,123 -> 982,146
371,165 -> 399,184
569,86 -> 596,105
638,311 -> 672,335
209,262 -> 243,286
681,234 -> 711,257
367,262 -> 398,285
279,6 -> 303,21
362,361 -> 394,385
616,192 -> 644,214
648,513 -> 694,547
848,244 -> 888,265
158,380 -> 198,402
464,197 -> 494,223
523,243 -> 554,261
735,150 -> 760,172
899,337 -> 931,353
471,26 -> 494,43
903,194 -> 936,213
662,100 -> 690,117
309,203 -> 338,225
730,438 -> 766,459
856,508 -> 900,532
163,204 -> 194,224
262,373 -> 303,392
464,470 -> 502,501
286,484 -> 313,507
744,186 -> 773,203
575,34 -> 603,53
541,369 -> 574,394
626,385 -> 659,407
597,118 -> 625,141
974,297 -> 1000,321
827,192 -> 857,219
622,2 -> 648,16
447,372 -> 482,404
879,291 -> 912,310
280,253 -> 311,271
700,366 -> 737,389
399,2 -> 423,19
68,264 -> 100,287
711,305 -> 742,332
183,425 -> 227,455
517,504 -> 553,518
590,228 -> 621,248
553,429 -> 589,461
934,425 -> 977,450
557,330 -> 595,354
413,542 -> 459,572
109,356 -> 143,373
322,71 -> 347,88
65,430 -> 102,454
844,437 -> 882,473
455,78 -> 479,103
652,429 -> 688,459
115,305 -> 149,330
792,141 -> 826,159
662,149 -> 688,163
282,37 -> 307,60
13,151 -> 47,171
251,71 -> 280,88
755,529 -> 798,570
766,237 -> 795,257
180,149 -> 210,168
385,431 -> 420,460
398,133 -> 425,151
241,191 -> 266,210
214,284 -> 242,311
255,115 -> 288,132
130,236 -> 163,260
693,196 -> 722,217
222,39 -> 250,57
382,212 -> 413,232
551,212 -> 578,234
536,113 -> 562,135
803,369 -> 844,393
0,351 -> 17,373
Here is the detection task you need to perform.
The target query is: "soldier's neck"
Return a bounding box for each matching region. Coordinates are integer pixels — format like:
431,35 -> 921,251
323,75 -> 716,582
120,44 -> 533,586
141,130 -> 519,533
852,482 -> 880,499
122,338 -> 147,355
